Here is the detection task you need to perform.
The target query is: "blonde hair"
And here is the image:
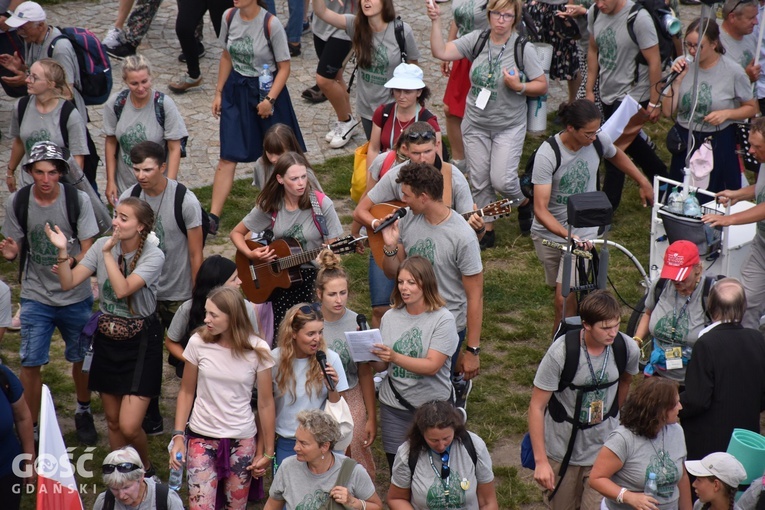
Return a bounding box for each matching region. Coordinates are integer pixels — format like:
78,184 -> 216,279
34,58 -> 73,100
121,55 -> 152,81
275,304 -> 326,403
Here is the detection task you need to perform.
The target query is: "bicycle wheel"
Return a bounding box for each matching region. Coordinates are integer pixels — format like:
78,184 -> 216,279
626,293 -> 652,371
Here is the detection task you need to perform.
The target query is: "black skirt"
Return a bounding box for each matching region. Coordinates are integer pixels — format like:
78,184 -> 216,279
88,314 -> 163,397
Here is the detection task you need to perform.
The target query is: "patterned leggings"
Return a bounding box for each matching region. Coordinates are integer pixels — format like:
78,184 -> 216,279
187,436 -> 255,510
123,0 -> 203,47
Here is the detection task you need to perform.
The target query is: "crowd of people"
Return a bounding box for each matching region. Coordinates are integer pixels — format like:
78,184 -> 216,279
2,0 -> 765,509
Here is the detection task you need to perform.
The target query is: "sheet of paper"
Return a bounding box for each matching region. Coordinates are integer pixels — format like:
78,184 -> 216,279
344,329 -> 383,362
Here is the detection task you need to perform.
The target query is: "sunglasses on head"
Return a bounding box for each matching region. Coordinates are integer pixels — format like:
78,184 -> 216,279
440,451 -> 450,479
299,303 -> 322,316
406,131 -> 436,142
102,463 -> 142,474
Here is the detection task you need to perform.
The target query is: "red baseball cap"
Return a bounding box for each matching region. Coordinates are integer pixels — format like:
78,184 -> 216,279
660,240 -> 700,281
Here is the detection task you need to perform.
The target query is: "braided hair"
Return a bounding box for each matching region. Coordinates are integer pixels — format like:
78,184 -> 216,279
118,197 -> 155,315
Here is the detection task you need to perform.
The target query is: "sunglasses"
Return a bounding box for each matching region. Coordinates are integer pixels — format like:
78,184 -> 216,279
440,451 -> 450,479
729,0 -> 755,12
102,463 -> 142,474
405,131 -> 436,142
299,303 -> 322,317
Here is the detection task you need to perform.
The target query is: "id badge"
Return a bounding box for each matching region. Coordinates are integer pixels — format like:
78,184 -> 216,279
588,400 -> 604,424
476,88 -> 491,110
82,350 -> 94,373
665,347 -> 683,370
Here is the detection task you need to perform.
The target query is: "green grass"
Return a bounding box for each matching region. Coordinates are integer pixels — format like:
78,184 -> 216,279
2,112 -> 666,509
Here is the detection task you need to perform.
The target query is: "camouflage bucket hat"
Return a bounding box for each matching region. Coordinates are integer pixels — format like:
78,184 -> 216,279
23,141 -> 71,174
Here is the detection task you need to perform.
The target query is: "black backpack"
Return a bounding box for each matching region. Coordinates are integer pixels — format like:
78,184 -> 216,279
103,481 -> 169,510
113,90 -> 189,158
12,182 -> 80,283
469,29 -> 530,77
520,134 -> 604,199
408,429 -> 478,476
129,182 -> 211,246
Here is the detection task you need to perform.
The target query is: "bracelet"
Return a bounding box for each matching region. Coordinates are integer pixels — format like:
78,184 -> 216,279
476,226 -> 486,235
647,101 -> 661,109
371,219 -> 380,229
382,245 -> 398,257
516,82 -> 527,95
360,499 -> 367,510
172,429 -> 185,437
56,256 -> 69,264
616,487 -> 628,504
263,452 -> 275,460
171,434 -> 185,442
632,336 -> 643,346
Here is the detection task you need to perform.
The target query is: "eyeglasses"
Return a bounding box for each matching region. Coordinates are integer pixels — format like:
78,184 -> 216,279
25,72 -> 40,83
405,131 -> 436,142
581,128 -> 602,140
489,11 -> 516,21
102,463 -> 142,474
440,451 -> 450,479
684,42 -> 702,51
299,303 -> 322,317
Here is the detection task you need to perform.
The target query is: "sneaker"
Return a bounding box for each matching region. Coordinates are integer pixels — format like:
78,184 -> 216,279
302,19 -> 311,34
8,304 -> 20,332
329,117 -> 360,149
106,42 -> 137,60
289,42 -> 301,57
325,122 -> 341,143
178,42 -> 206,63
454,378 -> 472,409
142,414 -> 164,436
74,412 -> 98,445
102,27 -> 125,49
168,73 -> 203,94
479,230 -> 496,250
457,407 -> 467,424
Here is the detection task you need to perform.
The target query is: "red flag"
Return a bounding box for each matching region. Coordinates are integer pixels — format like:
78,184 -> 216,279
36,385 -> 84,510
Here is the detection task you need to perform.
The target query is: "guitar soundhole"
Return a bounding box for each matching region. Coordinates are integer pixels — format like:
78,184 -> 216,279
269,260 -> 280,273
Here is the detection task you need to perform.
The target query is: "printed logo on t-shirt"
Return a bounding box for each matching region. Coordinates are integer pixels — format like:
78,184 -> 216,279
282,223 -> 307,250
328,338 -> 353,374
392,327 -> 424,379
154,216 -> 166,253
101,279 -> 129,315
28,223 -> 58,266
645,450 -> 680,499
739,50 -> 754,70
295,488 -> 328,510
679,83 -> 712,125
470,59 -> 498,101
406,239 -> 436,265
119,124 -> 147,167
653,311 -> 689,345
362,43 -> 390,86
556,161 -> 590,204
25,129 -> 52,153
596,28 -> 618,72
229,35 -> 255,75
426,468 -> 467,509
454,0 -> 476,38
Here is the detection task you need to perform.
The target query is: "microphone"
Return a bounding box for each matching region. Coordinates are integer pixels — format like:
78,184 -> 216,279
662,55 -> 694,87
316,350 -> 336,392
372,207 -> 407,233
357,314 -> 369,331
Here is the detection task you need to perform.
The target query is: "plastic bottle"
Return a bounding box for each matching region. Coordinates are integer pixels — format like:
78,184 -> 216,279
259,65 -> 273,104
644,472 -> 659,498
168,452 -> 184,491
668,187 -> 683,214
683,191 -> 701,217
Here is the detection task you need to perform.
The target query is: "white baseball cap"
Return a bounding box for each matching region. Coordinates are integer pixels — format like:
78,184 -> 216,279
685,453 -> 747,488
5,2 -> 46,28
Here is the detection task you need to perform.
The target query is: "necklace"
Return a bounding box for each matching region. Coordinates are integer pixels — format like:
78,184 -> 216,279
433,208 -> 451,226
649,427 -> 668,471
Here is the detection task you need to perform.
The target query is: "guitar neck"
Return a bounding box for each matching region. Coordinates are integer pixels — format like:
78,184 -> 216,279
277,246 -> 326,271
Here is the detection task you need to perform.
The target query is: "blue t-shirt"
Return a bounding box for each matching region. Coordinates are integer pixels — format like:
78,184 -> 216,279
0,364 -> 24,477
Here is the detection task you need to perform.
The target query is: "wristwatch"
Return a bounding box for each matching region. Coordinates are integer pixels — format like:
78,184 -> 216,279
466,345 -> 481,356
265,96 -> 276,105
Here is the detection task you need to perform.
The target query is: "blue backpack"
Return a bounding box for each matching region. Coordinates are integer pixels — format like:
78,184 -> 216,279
48,27 -> 113,105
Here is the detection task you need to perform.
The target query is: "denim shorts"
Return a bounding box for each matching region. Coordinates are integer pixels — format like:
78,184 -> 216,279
368,255 -> 395,308
19,296 -> 94,366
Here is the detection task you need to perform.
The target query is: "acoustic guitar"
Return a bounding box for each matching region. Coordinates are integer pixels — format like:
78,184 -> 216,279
368,198 -> 517,269
236,235 -> 363,303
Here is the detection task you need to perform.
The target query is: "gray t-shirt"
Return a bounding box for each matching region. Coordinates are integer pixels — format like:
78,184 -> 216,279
756,164 -> 765,243
271,347 -> 349,438
736,477 -> 762,510
367,160 -> 474,215
168,298 -> 261,342
0,280 -> 12,328
2,184 -> 98,306
93,478 -> 184,510
719,29 -> 757,71
120,181 -> 202,301
645,277 -> 708,382
588,2 -> 658,105
453,0 -> 490,38
399,212 -> 482,331
603,424 -> 687,510
269,454 -> 376,507
102,91 -> 188,195
11,97 -> 89,189
81,236 -> 165,318
252,158 -> 323,192
533,333 -> 640,465
312,0 -> 352,42
531,132 -> 617,243
676,55 -> 752,132
220,7 -> 291,77
324,308 -> 360,390
343,14 -> 421,120
453,30 -> 544,130
377,306 -> 458,410
241,196 -> 344,253
391,432 -> 495,510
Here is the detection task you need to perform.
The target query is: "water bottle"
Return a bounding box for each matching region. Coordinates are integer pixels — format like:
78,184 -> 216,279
683,191 -> 701,217
644,472 -> 659,499
668,187 -> 683,214
168,452 -> 184,491
259,64 -> 273,103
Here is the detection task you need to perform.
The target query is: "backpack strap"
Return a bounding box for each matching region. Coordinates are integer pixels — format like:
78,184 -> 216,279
113,89 -> 131,122
224,7 -> 240,46
130,184 -> 142,198
155,481 -> 169,510
153,90 -> 165,129
393,17 -> 407,63
408,431 -> 478,485
380,150 -> 398,179
58,99 -> 75,150
309,191 -> 329,241
12,184 -> 32,283
547,135 -> 563,176
46,34 -> 67,58
471,28 -> 491,61
514,34 -> 529,76
103,489 -> 115,510
264,11 -> 275,65
16,95 -> 31,128
174,182 -> 189,237
333,458 -> 358,488
62,182 -> 81,240
701,275 -> 722,322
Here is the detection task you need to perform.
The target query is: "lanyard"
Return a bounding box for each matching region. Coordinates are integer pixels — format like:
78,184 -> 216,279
581,330 -> 610,384
486,36 -> 511,80
389,104 -> 420,149
671,292 -> 692,342
428,449 -> 450,497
